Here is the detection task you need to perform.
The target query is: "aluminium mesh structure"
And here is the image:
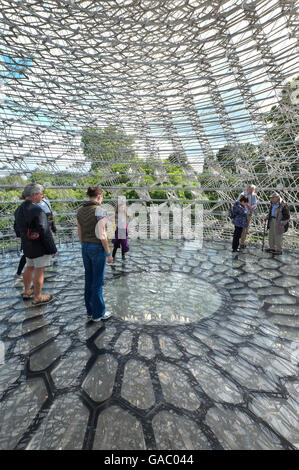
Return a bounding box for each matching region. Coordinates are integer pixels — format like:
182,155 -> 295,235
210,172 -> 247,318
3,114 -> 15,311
0,0 -> 298,248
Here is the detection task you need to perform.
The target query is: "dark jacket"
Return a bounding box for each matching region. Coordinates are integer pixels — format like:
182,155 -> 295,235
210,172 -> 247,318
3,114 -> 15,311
267,199 -> 290,233
232,202 -> 248,228
15,200 -> 57,259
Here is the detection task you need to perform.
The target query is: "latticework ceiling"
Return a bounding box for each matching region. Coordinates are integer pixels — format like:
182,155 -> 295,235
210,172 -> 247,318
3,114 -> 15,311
0,0 -> 298,246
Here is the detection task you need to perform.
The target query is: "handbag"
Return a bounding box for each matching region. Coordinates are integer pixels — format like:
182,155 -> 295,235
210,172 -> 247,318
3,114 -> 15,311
27,226 -> 40,240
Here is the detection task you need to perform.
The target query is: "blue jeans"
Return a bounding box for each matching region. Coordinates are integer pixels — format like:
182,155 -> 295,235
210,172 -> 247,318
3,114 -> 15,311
82,242 -> 107,320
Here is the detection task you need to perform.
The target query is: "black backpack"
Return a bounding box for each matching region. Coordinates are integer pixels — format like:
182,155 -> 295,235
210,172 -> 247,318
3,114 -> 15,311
282,204 -> 290,232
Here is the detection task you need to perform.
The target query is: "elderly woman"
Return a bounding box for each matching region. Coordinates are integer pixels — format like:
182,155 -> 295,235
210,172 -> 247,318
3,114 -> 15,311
77,186 -> 113,322
231,195 -> 249,252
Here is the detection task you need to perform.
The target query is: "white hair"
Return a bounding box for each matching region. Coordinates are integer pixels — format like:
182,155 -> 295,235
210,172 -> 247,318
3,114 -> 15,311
23,183 -> 44,197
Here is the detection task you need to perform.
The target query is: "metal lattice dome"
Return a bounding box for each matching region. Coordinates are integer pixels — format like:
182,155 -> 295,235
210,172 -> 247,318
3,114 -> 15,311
0,0 -> 298,247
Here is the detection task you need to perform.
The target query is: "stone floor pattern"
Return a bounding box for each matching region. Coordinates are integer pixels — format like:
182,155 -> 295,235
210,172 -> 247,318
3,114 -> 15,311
0,239 -> 298,450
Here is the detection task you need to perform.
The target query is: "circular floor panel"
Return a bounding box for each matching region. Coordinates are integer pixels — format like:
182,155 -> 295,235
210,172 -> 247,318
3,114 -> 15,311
107,272 -> 223,325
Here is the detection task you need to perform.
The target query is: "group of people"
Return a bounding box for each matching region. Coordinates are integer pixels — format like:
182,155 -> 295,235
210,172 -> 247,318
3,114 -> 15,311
14,187 -> 56,280
231,184 -> 290,254
14,184 -> 129,321
14,184 -> 57,306
14,182 -> 290,320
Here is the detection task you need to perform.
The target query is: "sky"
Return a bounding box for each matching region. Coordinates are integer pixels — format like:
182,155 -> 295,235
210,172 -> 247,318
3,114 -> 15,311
0,0 -> 298,175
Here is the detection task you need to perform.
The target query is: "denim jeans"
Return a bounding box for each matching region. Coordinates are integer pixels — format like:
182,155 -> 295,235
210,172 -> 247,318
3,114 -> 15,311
82,242 -> 107,320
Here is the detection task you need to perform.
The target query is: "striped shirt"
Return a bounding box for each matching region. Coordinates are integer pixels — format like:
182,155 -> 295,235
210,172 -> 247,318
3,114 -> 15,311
77,201 -> 103,244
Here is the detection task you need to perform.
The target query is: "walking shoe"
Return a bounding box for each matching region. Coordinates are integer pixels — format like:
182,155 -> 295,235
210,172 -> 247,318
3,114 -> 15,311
272,250 -> 282,255
101,311 -> 112,320
92,317 -> 102,322
240,244 -> 246,249
14,274 -> 23,280
232,249 -> 240,253
265,248 -> 274,253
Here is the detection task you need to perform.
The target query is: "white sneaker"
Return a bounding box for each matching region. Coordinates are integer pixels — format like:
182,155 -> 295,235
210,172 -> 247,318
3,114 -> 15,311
92,317 -> 102,322
101,311 -> 112,320
14,274 -> 23,280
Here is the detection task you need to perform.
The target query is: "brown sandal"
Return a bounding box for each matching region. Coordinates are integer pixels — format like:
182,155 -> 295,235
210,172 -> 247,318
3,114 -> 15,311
21,291 -> 34,300
31,295 -> 53,307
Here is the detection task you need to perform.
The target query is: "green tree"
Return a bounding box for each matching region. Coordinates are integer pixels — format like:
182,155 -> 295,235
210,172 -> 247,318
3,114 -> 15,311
81,125 -> 137,172
215,145 -> 237,173
214,143 -> 263,174
264,76 -> 299,171
167,152 -> 190,168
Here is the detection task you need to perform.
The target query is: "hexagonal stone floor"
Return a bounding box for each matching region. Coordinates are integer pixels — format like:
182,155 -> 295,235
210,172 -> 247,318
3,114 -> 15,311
0,240 -> 298,450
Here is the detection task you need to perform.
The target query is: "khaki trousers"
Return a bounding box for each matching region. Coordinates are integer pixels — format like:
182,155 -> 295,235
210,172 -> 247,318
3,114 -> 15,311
240,214 -> 252,246
269,218 -> 283,251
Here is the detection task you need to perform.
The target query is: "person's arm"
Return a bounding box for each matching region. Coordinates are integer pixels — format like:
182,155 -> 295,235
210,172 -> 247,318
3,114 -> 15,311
97,218 -> 113,263
77,221 -> 82,244
249,194 -> 257,211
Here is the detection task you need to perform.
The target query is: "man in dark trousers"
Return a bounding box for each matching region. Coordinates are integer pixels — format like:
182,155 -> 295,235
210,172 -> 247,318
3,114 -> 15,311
15,183 -> 57,306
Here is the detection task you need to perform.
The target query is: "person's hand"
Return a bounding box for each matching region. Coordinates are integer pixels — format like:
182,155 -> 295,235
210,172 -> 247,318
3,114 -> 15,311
52,253 -> 56,258
264,217 -> 268,222
279,225 -> 284,230
107,255 -> 113,264
248,204 -> 254,210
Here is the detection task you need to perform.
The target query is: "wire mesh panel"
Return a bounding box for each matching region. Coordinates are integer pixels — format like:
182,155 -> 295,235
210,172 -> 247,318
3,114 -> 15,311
0,0 -> 298,249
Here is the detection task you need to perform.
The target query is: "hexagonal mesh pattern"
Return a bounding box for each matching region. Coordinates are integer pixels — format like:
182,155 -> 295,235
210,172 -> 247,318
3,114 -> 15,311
0,0 -> 298,249
0,240 -> 298,450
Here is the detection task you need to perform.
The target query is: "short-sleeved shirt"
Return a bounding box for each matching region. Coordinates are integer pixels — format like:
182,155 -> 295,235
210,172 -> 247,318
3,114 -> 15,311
95,207 -> 107,221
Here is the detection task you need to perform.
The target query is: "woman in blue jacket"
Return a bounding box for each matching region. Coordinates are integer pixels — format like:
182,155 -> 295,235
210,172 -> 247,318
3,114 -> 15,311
232,195 -> 249,252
